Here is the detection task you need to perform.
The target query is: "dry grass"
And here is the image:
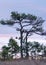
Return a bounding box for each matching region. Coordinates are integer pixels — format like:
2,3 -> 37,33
0,58 -> 46,65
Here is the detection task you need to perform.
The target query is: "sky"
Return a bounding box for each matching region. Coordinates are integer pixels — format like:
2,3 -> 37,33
0,0 -> 46,20
0,0 -> 46,49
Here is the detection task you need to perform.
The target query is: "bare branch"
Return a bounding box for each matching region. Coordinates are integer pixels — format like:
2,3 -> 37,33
22,23 -> 31,27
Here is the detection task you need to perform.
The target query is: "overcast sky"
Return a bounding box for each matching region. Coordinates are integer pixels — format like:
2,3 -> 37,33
0,0 -> 46,49
0,0 -> 46,20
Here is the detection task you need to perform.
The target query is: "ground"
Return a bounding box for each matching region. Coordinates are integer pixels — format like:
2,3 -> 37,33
0,58 -> 46,65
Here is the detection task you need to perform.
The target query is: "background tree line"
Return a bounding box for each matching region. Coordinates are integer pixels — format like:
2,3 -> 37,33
1,38 -> 46,60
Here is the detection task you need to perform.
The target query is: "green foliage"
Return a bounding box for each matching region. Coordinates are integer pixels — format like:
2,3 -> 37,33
0,20 -> 6,25
43,46 -> 46,55
2,45 -> 9,60
27,14 -> 37,20
6,20 -> 15,25
28,41 -> 43,53
32,42 -> 40,48
11,11 -> 37,20
11,12 -> 21,20
8,38 -> 19,54
1,38 -> 19,60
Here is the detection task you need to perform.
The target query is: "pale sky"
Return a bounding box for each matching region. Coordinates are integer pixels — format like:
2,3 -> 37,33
0,0 -> 46,20
0,0 -> 46,49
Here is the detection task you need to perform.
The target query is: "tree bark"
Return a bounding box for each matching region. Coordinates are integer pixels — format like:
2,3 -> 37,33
20,31 -> 23,58
26,33 -> 29,57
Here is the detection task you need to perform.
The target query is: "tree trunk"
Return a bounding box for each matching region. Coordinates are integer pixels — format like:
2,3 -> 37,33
20,31 -> 23,58
26,33 -> 29,58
